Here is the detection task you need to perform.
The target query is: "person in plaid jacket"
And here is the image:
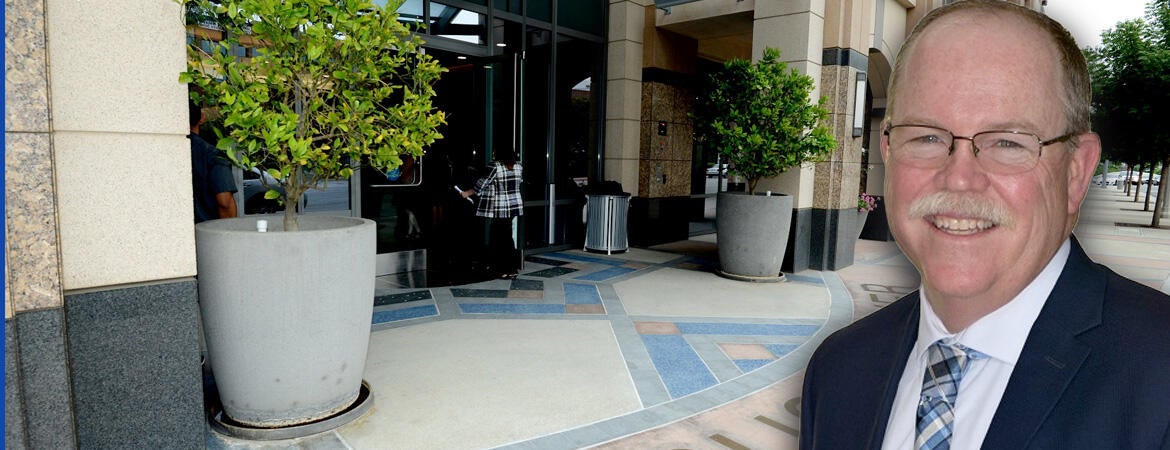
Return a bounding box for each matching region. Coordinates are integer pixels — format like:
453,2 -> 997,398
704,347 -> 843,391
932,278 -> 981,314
461,151 -> 524,278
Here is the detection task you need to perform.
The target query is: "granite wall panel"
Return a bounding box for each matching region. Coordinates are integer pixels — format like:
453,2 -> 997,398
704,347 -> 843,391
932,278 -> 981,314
65,280 -> 205,449
15,309 -> 77,449
5,133 -> 62,313
6,319 -> 28,450
5,0 -> 50,133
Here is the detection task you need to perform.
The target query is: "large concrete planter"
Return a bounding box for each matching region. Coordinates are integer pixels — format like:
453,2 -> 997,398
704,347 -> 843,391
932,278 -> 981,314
716,192 -> 794,282
195,215 -> 375,427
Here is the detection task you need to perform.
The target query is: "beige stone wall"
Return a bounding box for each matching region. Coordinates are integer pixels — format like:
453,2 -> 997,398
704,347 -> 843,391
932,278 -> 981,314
638,81 -> 693,198
45,0 -> 193,290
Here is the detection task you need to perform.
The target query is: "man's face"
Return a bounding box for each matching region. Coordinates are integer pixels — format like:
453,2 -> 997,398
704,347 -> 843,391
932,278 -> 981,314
882,13 -> 1099,310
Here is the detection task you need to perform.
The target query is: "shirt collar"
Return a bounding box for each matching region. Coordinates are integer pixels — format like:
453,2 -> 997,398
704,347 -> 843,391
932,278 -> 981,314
915,239 -> 1071,364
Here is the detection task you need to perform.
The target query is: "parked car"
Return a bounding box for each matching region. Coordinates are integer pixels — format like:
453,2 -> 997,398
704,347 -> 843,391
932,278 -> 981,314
706,163 -> 728,177
242,167 -> 285,214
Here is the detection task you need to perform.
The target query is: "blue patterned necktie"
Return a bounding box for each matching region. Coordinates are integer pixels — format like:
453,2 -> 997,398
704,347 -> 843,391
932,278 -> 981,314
916,341 -> 975,450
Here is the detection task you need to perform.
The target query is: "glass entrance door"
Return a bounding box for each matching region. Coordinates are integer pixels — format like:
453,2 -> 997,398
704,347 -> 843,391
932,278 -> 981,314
360,47 -> 519,285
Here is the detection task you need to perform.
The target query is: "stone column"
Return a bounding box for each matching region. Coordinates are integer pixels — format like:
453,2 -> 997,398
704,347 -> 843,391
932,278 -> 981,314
808,0 -> 874,270
751,0 -> 825,272
5,0 -> 205,447
604,0 -> 649,195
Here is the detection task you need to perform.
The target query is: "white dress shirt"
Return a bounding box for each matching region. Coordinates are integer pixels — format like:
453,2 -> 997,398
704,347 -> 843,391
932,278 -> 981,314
880,239 -> 1071,450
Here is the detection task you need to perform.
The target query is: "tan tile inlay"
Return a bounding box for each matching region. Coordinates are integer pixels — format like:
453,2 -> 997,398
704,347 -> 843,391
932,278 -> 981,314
634,321 -> 681,335
719,343 -> 776,361
5,132 -> 62,311
566,304 -> 606,315
507,290 -> 544,299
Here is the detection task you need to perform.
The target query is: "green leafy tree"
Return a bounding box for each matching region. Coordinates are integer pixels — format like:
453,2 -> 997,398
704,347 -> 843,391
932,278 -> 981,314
180,0 -> 446,230
694,47 -> 836,195
1090,1 -> 1170,224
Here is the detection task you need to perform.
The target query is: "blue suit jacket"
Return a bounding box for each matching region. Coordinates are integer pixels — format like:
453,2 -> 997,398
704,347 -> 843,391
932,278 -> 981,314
800,238 -> 1170,449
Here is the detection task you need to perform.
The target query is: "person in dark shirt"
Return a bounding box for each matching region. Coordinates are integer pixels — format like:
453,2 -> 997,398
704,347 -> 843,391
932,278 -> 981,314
189,101 -> 237,222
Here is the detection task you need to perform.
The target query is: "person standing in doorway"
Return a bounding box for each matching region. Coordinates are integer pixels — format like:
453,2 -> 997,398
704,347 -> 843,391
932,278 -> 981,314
189,101 -> 237,222
462,150 -> 523,279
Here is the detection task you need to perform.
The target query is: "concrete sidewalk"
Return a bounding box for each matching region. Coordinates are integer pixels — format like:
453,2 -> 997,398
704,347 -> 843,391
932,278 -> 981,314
206,186 -> 1169,449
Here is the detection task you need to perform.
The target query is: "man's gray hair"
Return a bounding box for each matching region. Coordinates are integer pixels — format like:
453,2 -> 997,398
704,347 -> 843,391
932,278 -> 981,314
886,0 -> 1091,136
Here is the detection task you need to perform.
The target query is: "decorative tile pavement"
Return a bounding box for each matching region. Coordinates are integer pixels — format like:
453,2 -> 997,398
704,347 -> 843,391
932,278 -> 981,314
367,246 -> 854,450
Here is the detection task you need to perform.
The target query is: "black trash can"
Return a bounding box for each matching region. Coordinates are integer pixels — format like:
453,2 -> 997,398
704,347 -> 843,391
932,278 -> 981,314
584,192 -> 631,254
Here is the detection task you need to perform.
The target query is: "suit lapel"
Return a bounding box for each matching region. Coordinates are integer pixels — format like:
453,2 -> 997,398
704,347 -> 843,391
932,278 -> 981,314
866,293 -> 921,449
981,238 -> 1103,449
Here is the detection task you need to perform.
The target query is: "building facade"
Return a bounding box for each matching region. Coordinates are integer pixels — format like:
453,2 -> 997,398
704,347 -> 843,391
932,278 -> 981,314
3,0 -> 1041,447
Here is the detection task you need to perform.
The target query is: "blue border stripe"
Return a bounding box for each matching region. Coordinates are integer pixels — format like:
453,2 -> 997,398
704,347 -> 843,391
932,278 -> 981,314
459,303 -> 566,314
641,335 -> 718,398
372,305 -> 438,324
546,252 -> 627,266
564,283 -> 602,305
785,273 -> 824,285
675,322 -> 819,336
574,267 -> 636,281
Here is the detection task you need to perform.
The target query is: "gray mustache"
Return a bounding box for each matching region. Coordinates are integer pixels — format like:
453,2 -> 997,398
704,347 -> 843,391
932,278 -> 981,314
907,192 -> 1014,227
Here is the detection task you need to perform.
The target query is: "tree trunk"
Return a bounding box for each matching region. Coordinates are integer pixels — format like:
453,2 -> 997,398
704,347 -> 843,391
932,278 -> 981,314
283,167 -> 303,232
1134,162 -> 1144,202
1145,164 -> 1156,210
1154,158 -> 1170,228
1125,166 -> 1132,196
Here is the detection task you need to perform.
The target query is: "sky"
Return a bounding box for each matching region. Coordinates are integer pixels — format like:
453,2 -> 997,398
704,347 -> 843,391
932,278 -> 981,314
1045,0 -> 1151,48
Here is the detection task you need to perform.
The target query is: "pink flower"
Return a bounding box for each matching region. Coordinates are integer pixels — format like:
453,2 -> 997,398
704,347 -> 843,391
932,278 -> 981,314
857,193 -> 877,212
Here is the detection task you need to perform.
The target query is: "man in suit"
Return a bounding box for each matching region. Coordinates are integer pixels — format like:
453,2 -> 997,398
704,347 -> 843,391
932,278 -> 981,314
800,1 -> 1170,449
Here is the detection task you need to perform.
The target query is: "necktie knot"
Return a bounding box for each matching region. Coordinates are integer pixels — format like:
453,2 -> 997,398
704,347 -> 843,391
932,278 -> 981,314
916,341 -> 977,450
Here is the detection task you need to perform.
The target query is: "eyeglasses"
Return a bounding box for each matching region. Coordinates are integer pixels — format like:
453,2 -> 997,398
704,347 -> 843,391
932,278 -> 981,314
883,124 -> 1077,175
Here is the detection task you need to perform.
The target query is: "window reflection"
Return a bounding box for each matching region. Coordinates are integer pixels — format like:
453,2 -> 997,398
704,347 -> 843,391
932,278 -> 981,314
431,3 -> 488,45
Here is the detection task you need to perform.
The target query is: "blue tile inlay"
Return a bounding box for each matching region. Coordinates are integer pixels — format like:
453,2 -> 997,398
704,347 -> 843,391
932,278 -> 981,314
786,273 -> 824,285
564,283 -> 602,305
372,305 -> 438,324
765,344 -> 800,358
675,322 -> 820,336
546,252 -> 627,266
734,359 -> 774,373
574,267 -> 636,281
459,303 -> 566,314
641,335 -> 718,398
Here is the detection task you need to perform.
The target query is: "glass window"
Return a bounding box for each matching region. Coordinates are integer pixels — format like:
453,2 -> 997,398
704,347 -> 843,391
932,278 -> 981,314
496,0 -> 522,16
393,0 -> 426,31
557,0 -> 604,35
521,26 -> 551,203
529,0 -> 552,22
555,35 -> 602,193
431,3 -> 489,45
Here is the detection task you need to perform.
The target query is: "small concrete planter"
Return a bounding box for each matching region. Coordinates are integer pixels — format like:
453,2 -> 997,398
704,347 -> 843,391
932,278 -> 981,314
196,215 -> 375,428
856,210 -> 870,242
716,191 -> 794,282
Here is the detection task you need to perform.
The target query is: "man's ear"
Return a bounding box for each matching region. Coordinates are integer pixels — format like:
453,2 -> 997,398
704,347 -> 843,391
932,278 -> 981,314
1067,132 -> 1101,214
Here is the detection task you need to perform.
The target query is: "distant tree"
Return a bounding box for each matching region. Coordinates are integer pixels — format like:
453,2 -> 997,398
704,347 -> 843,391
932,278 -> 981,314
1089,3 -> 1170,225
